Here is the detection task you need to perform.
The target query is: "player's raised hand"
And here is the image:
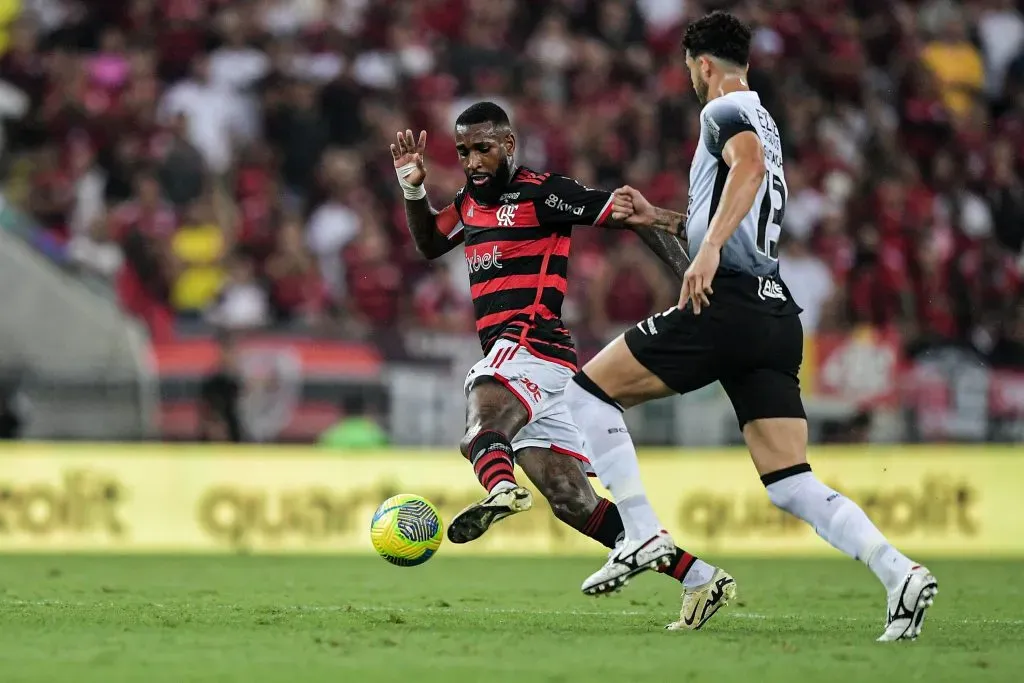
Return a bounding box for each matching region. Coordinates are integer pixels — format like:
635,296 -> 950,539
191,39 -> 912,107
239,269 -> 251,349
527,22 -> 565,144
391,129 -> 427,186
610,185 -> 656,226
679,242 -> 719,315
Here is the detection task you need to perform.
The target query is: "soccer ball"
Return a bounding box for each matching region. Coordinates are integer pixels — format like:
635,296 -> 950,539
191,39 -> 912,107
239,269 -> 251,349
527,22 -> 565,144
369,494 -> 444,566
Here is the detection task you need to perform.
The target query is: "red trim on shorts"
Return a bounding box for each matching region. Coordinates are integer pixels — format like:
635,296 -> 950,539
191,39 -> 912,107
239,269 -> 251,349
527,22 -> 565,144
521,339 -> 578,371
492,372 -> 533,421
550,444 -> 590,465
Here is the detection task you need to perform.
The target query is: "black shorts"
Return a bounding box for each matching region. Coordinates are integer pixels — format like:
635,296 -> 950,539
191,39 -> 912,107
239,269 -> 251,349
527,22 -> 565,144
624,303 -> 806,428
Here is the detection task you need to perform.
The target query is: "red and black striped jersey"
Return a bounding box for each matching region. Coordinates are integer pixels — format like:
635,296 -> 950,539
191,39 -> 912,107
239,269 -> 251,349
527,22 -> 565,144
434,167 -> 614,370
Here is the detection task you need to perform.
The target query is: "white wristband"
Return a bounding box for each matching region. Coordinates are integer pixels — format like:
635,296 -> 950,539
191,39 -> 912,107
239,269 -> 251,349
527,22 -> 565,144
396,161 -> 426,201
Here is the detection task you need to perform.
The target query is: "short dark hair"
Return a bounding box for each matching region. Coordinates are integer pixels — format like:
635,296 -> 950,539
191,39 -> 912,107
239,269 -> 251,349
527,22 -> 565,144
682,11 -> 752,66
455,101 -> 511,129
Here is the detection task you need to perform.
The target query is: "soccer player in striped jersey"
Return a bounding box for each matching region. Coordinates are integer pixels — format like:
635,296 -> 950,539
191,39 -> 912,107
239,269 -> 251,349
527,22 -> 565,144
391,101 -> 727,629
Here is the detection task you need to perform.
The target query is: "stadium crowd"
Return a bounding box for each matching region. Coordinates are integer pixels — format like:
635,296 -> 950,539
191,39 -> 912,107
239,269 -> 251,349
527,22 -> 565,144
2,0 -> 1024,365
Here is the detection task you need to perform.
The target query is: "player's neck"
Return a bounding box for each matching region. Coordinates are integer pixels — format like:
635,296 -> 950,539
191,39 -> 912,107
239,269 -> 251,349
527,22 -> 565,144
708,73 -> 749,102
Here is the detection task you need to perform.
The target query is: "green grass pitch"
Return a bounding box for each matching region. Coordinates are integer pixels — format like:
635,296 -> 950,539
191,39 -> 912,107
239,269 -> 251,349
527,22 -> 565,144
0,555 -> 1020,682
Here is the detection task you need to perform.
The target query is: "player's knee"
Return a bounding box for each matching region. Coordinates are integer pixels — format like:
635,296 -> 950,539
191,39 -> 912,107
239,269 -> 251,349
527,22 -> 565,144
542,476 -> 592,528
458,430 -> 476,460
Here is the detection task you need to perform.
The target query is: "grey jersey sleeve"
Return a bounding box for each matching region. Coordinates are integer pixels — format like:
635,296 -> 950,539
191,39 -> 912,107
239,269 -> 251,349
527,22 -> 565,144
701,99 -> 758,159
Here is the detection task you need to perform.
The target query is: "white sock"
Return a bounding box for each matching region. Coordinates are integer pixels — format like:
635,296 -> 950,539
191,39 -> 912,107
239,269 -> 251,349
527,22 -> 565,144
490,480 -> 516,495
564,379 -> 662,539
764,469 -> 913,593
682,559 -> 717,589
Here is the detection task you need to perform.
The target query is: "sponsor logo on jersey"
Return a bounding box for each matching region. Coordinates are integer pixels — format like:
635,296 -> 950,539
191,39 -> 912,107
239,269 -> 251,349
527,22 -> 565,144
757,276 -> 787,302
495,203 -> 518,227
499,192 -> 521,203
544,194 -> 584,217
466,245 -> 503,272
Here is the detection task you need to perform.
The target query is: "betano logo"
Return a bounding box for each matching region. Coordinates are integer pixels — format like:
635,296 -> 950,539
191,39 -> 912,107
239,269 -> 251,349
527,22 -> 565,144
466,245 -> 503,273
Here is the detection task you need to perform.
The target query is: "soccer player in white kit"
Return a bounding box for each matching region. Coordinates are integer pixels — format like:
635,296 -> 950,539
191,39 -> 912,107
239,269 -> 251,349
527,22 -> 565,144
563,11 -> 938,641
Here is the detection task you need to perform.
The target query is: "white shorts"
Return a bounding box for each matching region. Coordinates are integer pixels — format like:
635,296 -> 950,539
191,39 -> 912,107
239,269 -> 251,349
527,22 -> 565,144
464,339 -> 591,472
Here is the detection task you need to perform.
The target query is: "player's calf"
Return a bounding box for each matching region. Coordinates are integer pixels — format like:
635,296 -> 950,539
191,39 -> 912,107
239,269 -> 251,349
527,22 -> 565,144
449,381 -> 534,544
746,417 -> 938,640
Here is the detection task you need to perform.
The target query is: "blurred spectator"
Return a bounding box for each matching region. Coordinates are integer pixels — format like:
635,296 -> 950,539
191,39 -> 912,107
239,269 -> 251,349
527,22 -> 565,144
171,198 -> 226,316
198,332 -> 243,442
920,8 -> 984,121
208,8 -> 270,92
782,164 -> 832,243
779,235 -> 835,334
67,214 -> 124,280
989,302 -> 1024,368
317,393 -> 388,448
412,263 -> 474,332
113,169 -> 178,341
205,246 -> 270,330
305,155 -> 361,299
158,111 -> 206,208
264,213 -> 323,323
586,237 -> 673,338
0,0 -> 1021,363
977,0 -> 1024,97
273,78 -> 330,202
159,54 -> 250,174
343,218 -> 403,331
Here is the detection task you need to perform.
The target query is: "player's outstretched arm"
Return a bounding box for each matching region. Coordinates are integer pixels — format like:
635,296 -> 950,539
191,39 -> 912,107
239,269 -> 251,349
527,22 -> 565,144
391,129 -> 463,260
605,186 -> 690,279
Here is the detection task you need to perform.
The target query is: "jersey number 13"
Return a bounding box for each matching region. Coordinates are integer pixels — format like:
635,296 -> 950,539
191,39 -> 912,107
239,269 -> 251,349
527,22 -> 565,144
756,172 -> 787,260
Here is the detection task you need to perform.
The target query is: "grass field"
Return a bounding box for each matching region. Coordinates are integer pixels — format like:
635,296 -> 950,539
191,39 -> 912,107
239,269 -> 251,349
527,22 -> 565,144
0,555 -> 1020,682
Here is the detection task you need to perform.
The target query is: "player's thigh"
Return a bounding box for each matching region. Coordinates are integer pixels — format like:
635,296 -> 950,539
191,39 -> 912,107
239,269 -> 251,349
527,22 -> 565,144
585,308 -> 719,408
463,340 -> 575,450
718,313 -> 808,476
462,379 -> 530,454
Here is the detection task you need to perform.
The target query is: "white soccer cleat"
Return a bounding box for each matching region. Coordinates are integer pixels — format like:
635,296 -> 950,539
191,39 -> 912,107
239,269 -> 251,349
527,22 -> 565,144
447,486 -> 533,544
877,565 -> 939,642
581,530 -> 676,596
666,568 -> 737,631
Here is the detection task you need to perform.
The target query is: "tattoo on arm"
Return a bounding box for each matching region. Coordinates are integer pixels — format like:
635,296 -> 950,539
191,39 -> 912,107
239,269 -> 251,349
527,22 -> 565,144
632,226 -> 690,280
649,207 -> 687,240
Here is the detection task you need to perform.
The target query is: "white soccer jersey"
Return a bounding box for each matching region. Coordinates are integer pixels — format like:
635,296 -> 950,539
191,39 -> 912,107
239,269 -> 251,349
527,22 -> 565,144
685,90 -> 787,280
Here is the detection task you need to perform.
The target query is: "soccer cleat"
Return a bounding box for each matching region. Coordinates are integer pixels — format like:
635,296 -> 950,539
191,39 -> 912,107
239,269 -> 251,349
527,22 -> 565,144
447,486 -> 533,544
666,569 -> 737,631
581,530 -> 676,596
877,565 -> 939,642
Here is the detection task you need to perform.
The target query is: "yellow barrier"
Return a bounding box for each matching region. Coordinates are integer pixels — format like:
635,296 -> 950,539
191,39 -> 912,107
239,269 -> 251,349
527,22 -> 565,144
0,444 -> 1020,556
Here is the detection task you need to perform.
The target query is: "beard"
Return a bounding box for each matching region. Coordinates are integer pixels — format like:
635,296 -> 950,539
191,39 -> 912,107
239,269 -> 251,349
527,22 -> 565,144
695,76 -> 710,105
465,155 -> 513,206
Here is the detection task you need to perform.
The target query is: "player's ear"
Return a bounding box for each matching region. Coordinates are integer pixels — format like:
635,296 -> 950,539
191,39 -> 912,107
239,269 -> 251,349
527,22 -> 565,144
700,55 -> 713,79
503,132 -> 516,157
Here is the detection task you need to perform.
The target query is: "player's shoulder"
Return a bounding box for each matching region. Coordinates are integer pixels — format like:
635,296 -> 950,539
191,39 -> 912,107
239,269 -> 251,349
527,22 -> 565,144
700,93 -> 760,156
700,93 -> 756,129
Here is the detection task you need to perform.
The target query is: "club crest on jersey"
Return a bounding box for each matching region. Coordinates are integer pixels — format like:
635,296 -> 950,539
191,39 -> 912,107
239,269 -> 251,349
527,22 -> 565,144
495,203 -> 518,227
757,276 -> 787,302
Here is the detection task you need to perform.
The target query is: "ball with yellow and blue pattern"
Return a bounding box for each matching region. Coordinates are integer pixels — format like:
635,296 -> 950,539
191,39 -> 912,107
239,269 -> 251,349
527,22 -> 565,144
369,494 -> 444,566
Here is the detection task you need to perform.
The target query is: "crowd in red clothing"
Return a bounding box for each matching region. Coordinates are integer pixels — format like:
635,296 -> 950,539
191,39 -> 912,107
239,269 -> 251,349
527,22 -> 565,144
3,0 -> 1024,363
